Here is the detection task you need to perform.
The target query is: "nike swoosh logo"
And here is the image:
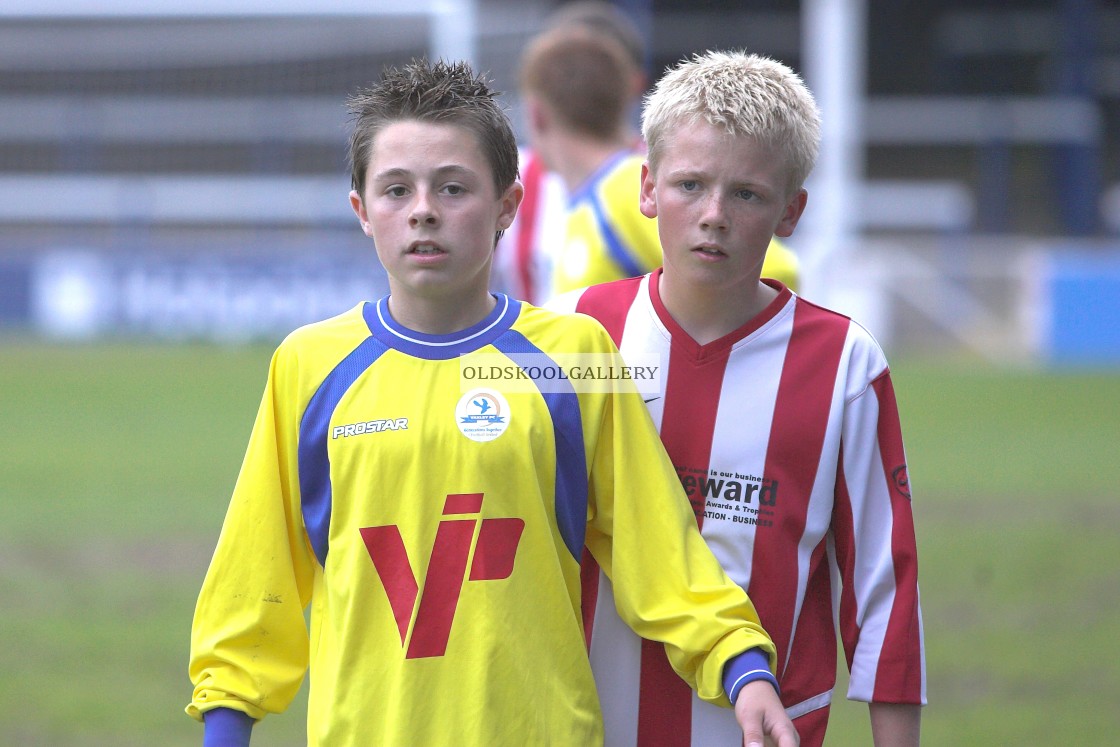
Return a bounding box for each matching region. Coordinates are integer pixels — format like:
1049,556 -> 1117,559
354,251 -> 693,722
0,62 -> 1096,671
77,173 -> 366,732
643,396 -> 661,404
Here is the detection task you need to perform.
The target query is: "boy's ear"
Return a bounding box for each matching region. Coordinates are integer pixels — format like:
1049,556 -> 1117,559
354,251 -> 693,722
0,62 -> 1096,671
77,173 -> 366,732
519,95 -> 549,146
350,190 -> 374,238
774,188 -> 808,238
526,96 -> 549,136
497,181 -> 525,232
639,161 -> 658,219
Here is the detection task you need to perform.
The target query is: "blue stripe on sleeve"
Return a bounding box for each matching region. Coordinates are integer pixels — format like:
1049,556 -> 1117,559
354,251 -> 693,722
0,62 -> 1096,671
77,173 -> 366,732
202,707 -> 253,747
298,334 -> 388,566
492,331 -> 588,560
723,647 -> 780,704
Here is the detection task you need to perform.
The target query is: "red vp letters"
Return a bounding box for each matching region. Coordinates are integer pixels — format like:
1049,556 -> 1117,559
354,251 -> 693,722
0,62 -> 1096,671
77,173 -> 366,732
360,493 -> 525,658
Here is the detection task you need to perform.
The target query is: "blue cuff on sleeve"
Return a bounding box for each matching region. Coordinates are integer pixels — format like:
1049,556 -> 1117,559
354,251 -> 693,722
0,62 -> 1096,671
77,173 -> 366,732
203,707 -> 253,747
723,647 -> 780,705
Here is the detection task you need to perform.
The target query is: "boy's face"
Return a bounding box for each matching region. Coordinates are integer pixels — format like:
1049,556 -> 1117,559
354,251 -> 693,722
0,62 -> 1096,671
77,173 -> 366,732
640,120 -> 806,293
349,119 -> 521,306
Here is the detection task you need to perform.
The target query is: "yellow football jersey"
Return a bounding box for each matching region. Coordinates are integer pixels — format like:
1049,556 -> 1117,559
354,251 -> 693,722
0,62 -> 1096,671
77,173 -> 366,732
187,295 -> 775,746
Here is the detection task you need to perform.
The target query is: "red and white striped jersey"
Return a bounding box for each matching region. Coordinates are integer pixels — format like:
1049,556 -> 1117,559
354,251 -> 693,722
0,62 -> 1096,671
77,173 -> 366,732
551,270 -> 926,747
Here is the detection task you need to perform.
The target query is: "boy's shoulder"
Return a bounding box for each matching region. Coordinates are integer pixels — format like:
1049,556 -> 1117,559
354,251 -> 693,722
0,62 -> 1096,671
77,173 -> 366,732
516,298 -> 618,351
519,299 -> 609,331
569,151 -> 644,205
544,275 -> 647,316
792,293 -> 880,346
275,302 -> 370,357
788,293 -> 892,385
599,152 -> 645,189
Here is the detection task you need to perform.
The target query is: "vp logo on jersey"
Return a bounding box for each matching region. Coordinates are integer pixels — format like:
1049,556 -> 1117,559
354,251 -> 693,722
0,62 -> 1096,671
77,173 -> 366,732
455,388 -> 510,442
360,493 -> 525,659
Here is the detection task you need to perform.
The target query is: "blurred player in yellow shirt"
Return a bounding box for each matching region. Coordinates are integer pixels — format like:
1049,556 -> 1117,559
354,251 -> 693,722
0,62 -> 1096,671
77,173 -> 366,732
517,20 -> 798,301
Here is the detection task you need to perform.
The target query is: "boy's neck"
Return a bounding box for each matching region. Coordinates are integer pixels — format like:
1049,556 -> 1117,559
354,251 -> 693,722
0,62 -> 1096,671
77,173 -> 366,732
386,290 -> 498,336
658,271 -> 778,346
548,130 -> 632,193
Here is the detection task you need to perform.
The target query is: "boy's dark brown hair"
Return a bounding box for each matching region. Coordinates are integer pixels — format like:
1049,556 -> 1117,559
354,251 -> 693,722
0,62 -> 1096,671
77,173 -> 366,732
347,58 -> 519,198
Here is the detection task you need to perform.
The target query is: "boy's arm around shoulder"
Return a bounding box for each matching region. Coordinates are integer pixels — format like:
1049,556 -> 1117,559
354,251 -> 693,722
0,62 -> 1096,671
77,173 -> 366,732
574,319 -> 777,705
187,339 -> 318,728
532,306 -> 797,744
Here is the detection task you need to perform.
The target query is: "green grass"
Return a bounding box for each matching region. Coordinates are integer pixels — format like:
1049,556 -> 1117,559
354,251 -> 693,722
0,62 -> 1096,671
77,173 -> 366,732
827,359 -> 1120,744
1,341 -> 1118,745
0,339 -> 307,746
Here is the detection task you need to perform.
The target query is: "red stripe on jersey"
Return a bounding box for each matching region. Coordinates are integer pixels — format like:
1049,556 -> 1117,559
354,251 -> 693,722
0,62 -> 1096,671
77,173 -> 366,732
782,536 -> 838,726
791,705 -> 830,747
870,372 -> 924,702
636,323 -> 732,747
580,547 -> 601,651
753,300 -> 849,675
574,275 -> 644,347
515,155 -> 544,303
638,636 -> 693,746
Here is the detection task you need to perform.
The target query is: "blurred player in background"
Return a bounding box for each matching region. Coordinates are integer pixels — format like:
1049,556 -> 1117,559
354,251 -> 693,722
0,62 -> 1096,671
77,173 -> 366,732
508,3 -> 799,304
551,50 -> 926,747
519,22 -> 659,297
186,57 -> 798,747
492,1 -> 648,304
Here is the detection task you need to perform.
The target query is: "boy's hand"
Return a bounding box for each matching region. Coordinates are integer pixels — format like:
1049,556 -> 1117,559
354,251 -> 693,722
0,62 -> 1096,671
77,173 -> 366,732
734,680 -> 799,747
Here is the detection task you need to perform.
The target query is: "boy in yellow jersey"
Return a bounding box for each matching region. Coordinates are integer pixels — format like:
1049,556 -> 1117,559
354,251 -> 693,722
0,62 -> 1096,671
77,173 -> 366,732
518,23 -> 799,301
186,59 -> 798,747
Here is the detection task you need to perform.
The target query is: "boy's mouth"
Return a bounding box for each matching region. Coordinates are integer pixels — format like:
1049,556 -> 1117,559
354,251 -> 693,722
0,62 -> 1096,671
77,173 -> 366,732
693,244 -> 726,257
409,241 -> 445,255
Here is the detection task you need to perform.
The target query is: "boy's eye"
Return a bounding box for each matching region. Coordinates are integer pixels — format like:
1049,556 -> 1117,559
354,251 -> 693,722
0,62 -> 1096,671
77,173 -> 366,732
737,189 -> 757,201
680,180 -> 699,191
443,184 -> 465,196
386,185 -> 408,197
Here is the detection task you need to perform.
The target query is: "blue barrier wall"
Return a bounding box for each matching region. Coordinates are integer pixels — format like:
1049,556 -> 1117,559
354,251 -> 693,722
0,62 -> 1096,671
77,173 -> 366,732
1047,250 -> 1120,365
2,248 -> 388,342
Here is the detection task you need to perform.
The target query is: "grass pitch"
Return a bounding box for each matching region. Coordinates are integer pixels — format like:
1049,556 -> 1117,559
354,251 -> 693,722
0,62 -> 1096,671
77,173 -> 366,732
1,339 -> 1117,745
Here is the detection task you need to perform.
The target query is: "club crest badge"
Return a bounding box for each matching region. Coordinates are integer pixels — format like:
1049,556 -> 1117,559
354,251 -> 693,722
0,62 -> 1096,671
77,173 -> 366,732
892,464 -> 911,499
455,388 -> 510,442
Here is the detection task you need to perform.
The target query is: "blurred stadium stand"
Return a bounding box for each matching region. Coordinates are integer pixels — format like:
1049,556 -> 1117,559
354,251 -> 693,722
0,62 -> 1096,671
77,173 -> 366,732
0,0 -> 1117,364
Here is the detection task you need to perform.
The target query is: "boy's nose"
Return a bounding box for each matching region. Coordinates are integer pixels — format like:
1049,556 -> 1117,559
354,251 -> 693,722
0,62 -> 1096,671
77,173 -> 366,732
699,194 -> 728,229
409,192 -> 438,226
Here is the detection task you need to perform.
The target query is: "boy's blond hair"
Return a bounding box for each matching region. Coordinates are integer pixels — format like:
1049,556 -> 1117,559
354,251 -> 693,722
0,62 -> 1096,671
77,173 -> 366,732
642,50 -> 821,193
